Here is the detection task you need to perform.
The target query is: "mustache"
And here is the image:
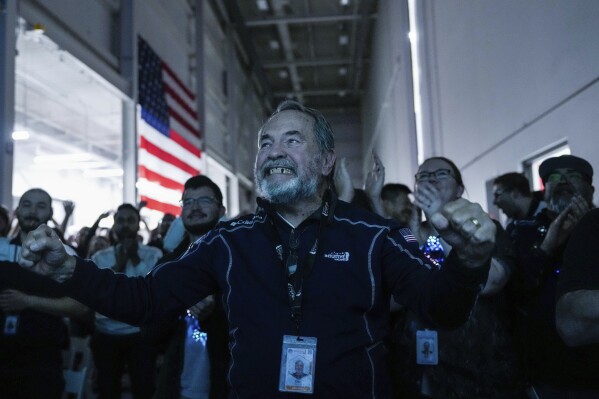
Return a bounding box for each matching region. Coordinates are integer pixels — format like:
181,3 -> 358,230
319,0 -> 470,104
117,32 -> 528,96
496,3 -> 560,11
187,210 -> 207,218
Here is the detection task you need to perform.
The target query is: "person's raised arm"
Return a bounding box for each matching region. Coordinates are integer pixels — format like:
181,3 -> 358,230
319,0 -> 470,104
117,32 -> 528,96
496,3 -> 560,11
59,200 -> 75,235
364,152 -> 386,217
333,157 -> 355,203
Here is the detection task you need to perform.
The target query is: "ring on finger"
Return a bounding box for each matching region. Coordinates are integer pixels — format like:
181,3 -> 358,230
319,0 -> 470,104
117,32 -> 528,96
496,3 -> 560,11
470,218 -> 481,228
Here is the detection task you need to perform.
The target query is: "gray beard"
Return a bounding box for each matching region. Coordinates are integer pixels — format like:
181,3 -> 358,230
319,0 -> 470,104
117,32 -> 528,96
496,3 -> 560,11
257,174 -> 320,204
254,157 -> 322,204
549,195 -> 571,214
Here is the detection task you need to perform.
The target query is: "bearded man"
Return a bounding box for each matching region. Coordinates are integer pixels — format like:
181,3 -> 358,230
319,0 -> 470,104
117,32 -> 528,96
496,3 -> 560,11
20,100 -> 496,399
90,203 -> 162,399
0,189 -> 88,399
507,154 -> 598,397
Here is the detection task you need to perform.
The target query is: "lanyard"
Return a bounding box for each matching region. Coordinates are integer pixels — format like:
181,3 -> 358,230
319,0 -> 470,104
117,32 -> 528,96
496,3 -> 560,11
269,190 -> 333,336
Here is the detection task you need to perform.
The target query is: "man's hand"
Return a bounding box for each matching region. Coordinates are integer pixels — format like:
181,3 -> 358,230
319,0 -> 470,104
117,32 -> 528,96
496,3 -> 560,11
0,289 -> 32,312
541,194 -> 590,255
364,152 -> 385,200
189,295 -> 216,321
429,198 -> 496,269
414,182 -> 445,219
334,158 -> 355,202
19,224 -> 76,282
63,200 -> 75,216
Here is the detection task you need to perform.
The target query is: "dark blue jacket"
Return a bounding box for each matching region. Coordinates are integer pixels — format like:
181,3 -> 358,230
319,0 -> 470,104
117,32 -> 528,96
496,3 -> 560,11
64,198 -> 487,398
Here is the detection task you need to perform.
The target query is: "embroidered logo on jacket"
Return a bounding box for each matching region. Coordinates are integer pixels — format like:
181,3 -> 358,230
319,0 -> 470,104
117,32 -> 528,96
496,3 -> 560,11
324,251 -> 350,262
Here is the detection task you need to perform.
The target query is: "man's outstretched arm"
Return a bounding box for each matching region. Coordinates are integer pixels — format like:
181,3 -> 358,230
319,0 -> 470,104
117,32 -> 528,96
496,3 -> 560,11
19,224 -> 214,327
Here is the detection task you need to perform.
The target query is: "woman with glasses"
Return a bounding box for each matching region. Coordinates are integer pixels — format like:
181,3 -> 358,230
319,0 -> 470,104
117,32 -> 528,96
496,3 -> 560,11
394,156 -> 526,399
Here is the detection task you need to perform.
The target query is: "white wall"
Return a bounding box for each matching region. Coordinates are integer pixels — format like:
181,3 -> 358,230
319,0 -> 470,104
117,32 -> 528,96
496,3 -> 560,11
366,0 -> 599,208
362,0 -> 419,190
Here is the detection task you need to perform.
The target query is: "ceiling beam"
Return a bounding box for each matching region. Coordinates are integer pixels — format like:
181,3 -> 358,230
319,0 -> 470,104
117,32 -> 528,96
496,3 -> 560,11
221,0 -> 274,109
245,13 -> 377,27
350,0 -> 374,95
272,0 -> 303,102
273,89 -> 364,97
263,58 -> 369,69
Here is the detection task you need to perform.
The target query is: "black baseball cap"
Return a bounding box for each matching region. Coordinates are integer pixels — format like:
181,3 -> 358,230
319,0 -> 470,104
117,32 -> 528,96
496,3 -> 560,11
539,155 -> 593,183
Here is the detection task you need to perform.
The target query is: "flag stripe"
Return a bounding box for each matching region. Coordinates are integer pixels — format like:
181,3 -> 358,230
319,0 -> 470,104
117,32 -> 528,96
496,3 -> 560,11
170,129 -> 201,157
161,61 -> 195,100
139,118 -> 201,163
140,195 -> 181,216
165,94 -> 200,133
167,106 -> 201,137
139,149 -> 194,184
164,84 -> 198,120
140,136 -> 199,176
139,166 -> 185,191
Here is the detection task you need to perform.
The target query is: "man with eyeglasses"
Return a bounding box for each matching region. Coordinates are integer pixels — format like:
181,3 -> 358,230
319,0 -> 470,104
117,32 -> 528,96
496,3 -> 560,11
90,203 -> 163,399
19,100 -> 496,398
151,175 -> 229,399
507,154 -> 598,397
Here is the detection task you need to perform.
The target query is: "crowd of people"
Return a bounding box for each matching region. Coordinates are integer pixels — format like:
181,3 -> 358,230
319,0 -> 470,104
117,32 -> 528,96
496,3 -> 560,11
0,100 -> 597,399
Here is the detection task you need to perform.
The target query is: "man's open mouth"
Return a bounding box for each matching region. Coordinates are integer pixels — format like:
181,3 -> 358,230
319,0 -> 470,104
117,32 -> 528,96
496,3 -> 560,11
267,167 -> 294,176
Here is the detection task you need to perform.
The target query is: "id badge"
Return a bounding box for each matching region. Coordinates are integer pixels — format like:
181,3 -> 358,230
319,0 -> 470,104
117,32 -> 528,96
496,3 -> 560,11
3,315 -> 19,336
279,335 -> 317,394
416,329 -> 438,365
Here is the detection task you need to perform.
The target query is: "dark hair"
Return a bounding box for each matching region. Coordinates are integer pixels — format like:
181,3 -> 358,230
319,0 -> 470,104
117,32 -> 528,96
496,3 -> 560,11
381,183 -> 412,201
183,175 -> 224,205
115,203 -> 140,222
351,189 -> 374,213
493,172 -> 531,197
262,100 -> 335,154
421,157 -> 464,188
0,205 -> 10,237
19,188 -> 52,206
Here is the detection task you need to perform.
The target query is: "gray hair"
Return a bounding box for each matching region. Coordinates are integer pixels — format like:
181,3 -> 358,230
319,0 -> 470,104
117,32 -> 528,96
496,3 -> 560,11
261,100 -> 335,154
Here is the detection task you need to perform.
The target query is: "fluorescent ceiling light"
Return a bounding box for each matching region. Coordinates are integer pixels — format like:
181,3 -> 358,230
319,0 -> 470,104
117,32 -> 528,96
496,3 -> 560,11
34,153 -> 93,164
257,0 -> 269,11
269,40 -> 280,50
30,161 -> 106,171
340,0 -> 350,5
279,70 -> 288,79
12,130 -> 30,140
84,168 -> 124,178
338,67 -> 348,76
339,35 -> 349,46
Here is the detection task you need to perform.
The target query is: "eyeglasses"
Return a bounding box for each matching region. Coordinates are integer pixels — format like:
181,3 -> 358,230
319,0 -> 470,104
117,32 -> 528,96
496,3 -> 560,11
546,171 -> 584,183
179,196 -> 219,208
415,169 -> 453,182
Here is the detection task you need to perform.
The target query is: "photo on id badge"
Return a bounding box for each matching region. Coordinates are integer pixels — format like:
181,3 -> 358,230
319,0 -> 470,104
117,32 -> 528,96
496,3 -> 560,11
283,348 -> 313,392
279,335 -> 317,393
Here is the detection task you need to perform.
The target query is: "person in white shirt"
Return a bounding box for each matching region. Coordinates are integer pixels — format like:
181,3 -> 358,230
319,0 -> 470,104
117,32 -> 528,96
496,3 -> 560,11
90,203 -> 162,399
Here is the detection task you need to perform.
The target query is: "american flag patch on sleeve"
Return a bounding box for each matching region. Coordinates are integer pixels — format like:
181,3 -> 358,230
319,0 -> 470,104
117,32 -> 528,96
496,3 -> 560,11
399,228 -> 417,243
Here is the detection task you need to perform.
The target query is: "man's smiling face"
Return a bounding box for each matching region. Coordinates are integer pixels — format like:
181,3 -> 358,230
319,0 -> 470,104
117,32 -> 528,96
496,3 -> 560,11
254,110 -> 326,204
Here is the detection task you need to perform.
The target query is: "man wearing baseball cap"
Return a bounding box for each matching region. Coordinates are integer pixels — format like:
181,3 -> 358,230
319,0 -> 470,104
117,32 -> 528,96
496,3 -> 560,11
508,154 -> 596,397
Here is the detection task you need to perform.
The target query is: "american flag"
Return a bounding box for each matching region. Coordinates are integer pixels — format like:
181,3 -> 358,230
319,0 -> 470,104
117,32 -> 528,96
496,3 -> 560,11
399,228 -> 417,243
137,37 -> 202,216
